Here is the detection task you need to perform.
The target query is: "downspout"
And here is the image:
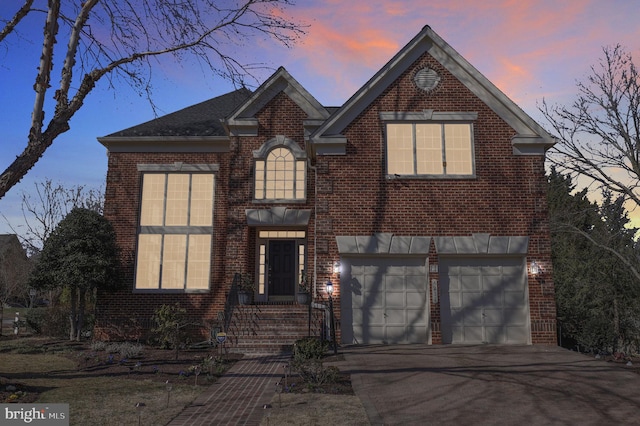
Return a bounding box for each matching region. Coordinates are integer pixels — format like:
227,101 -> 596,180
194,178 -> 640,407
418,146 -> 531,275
310,159 -> 318,296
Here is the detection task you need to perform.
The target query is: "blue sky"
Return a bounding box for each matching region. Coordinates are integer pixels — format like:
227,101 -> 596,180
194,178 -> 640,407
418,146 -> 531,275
1,0 -> 640,236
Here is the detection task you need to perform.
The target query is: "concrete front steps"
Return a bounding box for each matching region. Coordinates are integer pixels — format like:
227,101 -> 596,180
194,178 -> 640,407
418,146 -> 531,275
226,303 -> 325,355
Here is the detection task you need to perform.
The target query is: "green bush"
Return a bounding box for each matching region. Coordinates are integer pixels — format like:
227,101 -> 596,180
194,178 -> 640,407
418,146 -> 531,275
293,337 -> 328,362
25,307 -> 69,338
292,337 -> 337,389
25,309 -> 47,334
152,303 -> 193,360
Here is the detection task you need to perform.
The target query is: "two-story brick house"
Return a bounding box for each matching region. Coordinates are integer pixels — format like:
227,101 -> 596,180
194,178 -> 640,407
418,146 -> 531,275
96,26 -> 557,350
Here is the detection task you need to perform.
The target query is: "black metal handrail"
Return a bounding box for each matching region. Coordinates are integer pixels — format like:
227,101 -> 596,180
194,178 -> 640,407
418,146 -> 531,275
222,273 -> 241,333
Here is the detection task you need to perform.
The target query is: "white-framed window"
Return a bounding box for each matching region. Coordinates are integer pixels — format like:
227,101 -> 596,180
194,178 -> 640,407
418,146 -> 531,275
386,122 -> 475,177
134,166 -> 216,291
254,135 -> 306,201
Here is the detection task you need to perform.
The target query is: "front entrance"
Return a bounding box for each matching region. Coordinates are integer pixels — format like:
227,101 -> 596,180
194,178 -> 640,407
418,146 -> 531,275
269,240 -> 296,296
255,230 -> 306,303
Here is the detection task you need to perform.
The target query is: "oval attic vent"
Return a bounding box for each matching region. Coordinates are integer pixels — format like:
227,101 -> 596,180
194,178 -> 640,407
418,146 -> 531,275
413,67 -> 440,93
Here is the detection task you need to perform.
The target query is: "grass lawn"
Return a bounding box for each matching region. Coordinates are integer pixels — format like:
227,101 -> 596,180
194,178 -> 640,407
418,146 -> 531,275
0,337 -> 371,425
0,337 -> 228,425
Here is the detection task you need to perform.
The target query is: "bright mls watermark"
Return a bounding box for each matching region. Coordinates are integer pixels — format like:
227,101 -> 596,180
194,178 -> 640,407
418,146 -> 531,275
1,404 -> 68,425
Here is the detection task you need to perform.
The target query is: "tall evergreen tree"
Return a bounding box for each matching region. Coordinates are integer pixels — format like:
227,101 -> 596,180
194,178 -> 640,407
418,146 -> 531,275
29,208 -> 121,340
549,168 -> 640,352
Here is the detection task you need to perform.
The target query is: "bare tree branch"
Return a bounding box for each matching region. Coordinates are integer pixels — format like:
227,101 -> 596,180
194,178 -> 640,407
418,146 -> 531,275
0,0 -> 34,44
542,45 -> 640,209
0,0 -> 306,199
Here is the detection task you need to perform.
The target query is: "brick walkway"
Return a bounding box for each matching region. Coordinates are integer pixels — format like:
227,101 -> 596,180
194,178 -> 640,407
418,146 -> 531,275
166,354 -> 288,426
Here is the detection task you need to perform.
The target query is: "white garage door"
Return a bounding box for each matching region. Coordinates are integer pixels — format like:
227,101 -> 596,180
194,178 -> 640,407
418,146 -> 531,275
440,257 -> 530,344
341,257 -> 429,344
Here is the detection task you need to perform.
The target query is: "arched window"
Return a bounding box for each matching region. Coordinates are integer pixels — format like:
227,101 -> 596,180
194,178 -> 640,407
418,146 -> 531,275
254,136 -> 306,201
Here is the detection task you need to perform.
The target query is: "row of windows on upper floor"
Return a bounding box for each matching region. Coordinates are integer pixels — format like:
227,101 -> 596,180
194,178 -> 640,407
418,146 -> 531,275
254,122 -> 475,201
138,121 -> 476,219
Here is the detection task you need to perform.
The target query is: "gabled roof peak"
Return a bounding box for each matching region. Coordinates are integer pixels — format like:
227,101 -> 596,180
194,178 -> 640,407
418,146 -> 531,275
310,25 -> 555,156
223,67 -> 330,137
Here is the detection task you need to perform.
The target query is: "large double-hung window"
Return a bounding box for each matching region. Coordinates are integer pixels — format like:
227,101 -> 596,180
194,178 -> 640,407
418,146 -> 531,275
135,164 -> 216,291
384,112 -> 476,177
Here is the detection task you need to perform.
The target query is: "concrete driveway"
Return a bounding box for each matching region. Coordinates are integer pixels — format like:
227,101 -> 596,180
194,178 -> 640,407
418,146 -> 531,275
337,344 -> 640,425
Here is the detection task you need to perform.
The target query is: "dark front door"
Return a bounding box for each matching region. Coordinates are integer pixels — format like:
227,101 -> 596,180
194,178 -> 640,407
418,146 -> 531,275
269,240 -> 296,296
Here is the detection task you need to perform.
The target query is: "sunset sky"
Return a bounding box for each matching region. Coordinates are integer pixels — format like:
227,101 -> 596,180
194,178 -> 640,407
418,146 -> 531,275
1,0 -> 639,236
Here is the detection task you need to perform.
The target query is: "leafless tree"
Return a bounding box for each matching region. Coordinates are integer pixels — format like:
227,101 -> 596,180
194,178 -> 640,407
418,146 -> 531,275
541,45 -> 640,210
2,179 -> 104,256
0,0 -> 305,198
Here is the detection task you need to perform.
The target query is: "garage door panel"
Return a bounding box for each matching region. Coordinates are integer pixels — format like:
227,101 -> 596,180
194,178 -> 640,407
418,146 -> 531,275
507,326 -> 529,343
483,275 -> 502,290
386,309 -> 406,324
504,309 -> 528,325
483,308 -> 503,324
461,308 -> 483,326
386,275 -> 405,287
461,291 -> 482,306
364,292 -> 385,308
407,292 -> 427,308
482,291 -> 504,308
343,257 -> 428,344
484,326 -> 504,343
386,292 -> 406,307
363,275 -> 384,290
462,326 -> 483,342
504,291 -> 526,305
461,275 -> 481,291
407,307 -> 428,321
449,276 -> 461,291
406,275 -> 425,290
449,292 -> 462,308
441,257 -> 530,344
503,277 -> 524,291
481,265 -> 501,275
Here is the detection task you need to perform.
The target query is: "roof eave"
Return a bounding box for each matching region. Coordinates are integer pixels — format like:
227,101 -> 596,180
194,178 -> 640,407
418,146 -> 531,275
97,136 -> 231,153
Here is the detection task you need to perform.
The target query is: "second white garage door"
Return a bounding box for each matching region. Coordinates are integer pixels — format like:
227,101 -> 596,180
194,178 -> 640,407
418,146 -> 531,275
440,257 -> 530,344
341,257 -> 429,344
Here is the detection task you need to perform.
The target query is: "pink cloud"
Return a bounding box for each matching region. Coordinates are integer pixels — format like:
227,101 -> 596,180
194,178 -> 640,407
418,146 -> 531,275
248,0 -> 640,110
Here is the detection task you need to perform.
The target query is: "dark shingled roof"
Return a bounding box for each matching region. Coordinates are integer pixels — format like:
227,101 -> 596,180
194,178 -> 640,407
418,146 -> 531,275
105,88 -> 253,138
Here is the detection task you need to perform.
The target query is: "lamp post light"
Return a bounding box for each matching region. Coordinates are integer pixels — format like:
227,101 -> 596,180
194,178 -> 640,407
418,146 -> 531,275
326,281 -> 337,355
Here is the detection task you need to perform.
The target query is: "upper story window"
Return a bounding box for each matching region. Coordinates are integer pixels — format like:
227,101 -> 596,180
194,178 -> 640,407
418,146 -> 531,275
383,111 -> 477,178
254,135 -> 306,201
135,164 -> 217,292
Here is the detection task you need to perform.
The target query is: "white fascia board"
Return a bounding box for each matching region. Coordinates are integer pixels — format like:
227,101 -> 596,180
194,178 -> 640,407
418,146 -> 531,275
97,136 -> 231,153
